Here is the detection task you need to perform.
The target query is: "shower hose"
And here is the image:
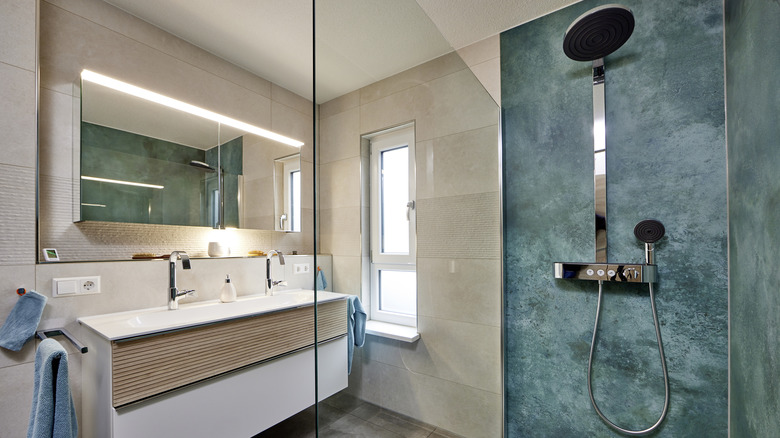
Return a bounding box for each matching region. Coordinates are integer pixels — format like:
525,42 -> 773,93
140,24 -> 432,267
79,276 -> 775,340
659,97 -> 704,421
588,280 -> 670,436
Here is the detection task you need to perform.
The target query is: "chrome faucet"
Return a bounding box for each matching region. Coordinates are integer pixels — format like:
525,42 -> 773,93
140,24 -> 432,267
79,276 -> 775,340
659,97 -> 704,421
266,250 -> 287,295
169,251 -> 195,310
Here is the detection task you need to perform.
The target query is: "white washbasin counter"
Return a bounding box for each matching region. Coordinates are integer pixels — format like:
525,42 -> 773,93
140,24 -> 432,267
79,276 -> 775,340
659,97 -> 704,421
78,290 -> 349,340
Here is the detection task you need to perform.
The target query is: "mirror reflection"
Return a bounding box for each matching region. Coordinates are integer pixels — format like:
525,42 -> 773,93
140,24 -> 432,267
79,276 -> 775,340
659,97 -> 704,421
78,73 -> 301,231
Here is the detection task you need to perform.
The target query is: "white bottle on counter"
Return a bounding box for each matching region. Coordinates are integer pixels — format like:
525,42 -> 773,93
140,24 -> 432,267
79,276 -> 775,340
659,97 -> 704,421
219,274 -> 237,303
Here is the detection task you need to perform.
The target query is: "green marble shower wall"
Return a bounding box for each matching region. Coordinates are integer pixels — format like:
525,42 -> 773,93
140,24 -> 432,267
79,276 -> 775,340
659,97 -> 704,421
501,0 -> 727,436
725,0 -> 780,436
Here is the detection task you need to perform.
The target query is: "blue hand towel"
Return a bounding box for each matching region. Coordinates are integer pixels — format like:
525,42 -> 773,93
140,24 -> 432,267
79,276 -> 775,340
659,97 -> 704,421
316,268 -> 327,291
27,338 -> 78,438
0,290 -> 47,351
347,295 -> 366,375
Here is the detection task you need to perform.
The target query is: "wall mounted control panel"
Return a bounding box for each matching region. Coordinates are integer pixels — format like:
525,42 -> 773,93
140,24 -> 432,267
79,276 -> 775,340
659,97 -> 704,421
554,262 -> 656,283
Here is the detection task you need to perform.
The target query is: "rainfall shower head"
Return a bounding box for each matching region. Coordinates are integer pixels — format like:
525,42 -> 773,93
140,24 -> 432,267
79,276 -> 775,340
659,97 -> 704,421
189,160 -> 216,172
563,4 -> 635,62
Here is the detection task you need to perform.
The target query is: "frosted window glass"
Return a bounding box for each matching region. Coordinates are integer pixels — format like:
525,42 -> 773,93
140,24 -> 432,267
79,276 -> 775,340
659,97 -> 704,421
379,269 -> 416,315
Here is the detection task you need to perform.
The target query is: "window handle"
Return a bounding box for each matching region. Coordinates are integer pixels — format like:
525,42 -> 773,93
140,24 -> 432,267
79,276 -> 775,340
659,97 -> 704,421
406,200 -> 415,220
280,213 -> 287,229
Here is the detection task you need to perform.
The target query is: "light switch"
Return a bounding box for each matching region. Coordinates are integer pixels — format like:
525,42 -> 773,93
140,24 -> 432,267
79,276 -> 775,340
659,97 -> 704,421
56,279 -> 78,295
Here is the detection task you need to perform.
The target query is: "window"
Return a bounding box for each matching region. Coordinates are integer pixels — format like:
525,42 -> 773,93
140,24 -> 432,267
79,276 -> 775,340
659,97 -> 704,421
369,126 -> 416,327
276,154 -> 301,232
289,169 -> 301,232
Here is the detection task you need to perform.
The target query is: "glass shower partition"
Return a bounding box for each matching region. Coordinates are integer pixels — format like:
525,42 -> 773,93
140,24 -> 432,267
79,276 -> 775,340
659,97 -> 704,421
314,1 -> 503,436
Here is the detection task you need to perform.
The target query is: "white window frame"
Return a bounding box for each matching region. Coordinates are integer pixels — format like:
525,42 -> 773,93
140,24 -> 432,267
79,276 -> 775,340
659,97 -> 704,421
279,155 -> 300,232
368,125 -> 416,327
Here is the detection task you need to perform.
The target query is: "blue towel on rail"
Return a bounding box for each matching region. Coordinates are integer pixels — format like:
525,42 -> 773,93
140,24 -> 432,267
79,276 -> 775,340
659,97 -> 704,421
27,338 -> 78,438
0,290 -> 47,351
347,295 -> 366,375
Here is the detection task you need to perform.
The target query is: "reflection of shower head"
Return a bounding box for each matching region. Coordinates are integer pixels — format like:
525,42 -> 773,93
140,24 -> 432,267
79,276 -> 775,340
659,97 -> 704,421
189,160 -> 216,172
563,4 -> 635,62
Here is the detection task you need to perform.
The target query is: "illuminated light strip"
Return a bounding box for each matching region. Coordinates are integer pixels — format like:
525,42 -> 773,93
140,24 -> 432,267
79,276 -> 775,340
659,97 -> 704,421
81,203 -> 107,208
81,176 -> 164,189
81,70 -> 304,148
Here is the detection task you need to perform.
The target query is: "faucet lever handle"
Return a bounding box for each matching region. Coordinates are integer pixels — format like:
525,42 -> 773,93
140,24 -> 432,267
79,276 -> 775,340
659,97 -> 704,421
177,289 -> 197,298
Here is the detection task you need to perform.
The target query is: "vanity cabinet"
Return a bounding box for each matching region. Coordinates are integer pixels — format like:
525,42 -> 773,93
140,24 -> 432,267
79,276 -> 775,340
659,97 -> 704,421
80,296 -> 348,438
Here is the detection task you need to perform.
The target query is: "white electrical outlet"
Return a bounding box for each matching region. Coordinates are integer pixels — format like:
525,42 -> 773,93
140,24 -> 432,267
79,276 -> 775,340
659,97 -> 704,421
52,276 -> 101,297
294,263 -> 311,274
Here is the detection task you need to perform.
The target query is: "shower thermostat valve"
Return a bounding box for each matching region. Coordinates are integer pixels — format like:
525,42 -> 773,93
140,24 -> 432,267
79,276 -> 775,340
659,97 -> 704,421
554,262 -> 656,283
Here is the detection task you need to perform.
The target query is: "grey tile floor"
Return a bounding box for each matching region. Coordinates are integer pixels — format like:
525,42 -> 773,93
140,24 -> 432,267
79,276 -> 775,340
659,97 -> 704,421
254,391 -> 465,438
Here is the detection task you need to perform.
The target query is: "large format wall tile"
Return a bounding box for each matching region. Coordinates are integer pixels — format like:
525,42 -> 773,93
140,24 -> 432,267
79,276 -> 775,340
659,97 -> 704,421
726,0 -> 780,436
0,62 -> 36,169
0,363 -> 35,437
416,125 -> 500,199
502,0 -> 727,436
0,0 -> 36,71
0,164 -> 36,265
417,257 -> 501,326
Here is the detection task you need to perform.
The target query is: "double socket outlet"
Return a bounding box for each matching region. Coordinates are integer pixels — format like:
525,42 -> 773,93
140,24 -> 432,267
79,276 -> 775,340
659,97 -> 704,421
52,276 -> 101,297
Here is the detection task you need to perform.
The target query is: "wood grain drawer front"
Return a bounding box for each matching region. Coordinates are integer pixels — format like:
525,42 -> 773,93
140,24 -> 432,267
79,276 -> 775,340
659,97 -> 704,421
111,299 -> 347,407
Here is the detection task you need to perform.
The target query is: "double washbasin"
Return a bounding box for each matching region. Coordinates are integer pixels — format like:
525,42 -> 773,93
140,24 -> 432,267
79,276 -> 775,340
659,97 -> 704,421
79,289 -> 347,340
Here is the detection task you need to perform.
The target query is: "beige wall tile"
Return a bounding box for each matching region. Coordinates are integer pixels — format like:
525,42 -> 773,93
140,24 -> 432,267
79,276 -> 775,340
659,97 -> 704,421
0,0 -> 36,70
417,258 -> 501,327
331,255 -> 362,295
455,35 -> 500,67
319,207 -> 361,257
320,157 -> 362,210
360,86 -> 426,136
360,52 -> 466,105
37,88 -> 74,179
0,165 -> 36,265
319,90 -> 359,120
416,192 -> 501,259
468,58 -> 501,106
353,361 -> 502,438
272,84 -> 313,118
272,100 -> 313,150
0,362 -> 34,437
320,107 -> 360,164
416,125 -> 500,200
0,63 -> 36,168
363,336 -> 405,368
404,316 -> 502,394
415,68 -> 499,142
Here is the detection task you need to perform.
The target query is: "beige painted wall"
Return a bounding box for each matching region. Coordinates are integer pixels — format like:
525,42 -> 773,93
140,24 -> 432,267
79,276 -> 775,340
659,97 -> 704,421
38,0 -> 314,261
319,47 -> 502,437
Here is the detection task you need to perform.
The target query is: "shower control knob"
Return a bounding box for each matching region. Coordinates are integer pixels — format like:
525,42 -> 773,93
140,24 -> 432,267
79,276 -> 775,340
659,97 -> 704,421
607,269 -> 616,277
587,269 -> 594,276
597,269 -> 605,276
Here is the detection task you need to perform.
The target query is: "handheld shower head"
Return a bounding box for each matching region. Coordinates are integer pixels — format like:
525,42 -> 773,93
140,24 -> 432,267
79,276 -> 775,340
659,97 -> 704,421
634,219 -> 665,264
563,4 -> 635,62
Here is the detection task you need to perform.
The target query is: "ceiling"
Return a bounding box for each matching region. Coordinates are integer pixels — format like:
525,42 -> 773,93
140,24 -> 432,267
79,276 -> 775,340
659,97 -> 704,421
103,0 -> 580,103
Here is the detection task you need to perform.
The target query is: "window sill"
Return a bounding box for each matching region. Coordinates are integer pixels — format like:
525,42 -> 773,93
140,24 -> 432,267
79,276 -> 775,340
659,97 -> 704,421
365,320 -> 420,343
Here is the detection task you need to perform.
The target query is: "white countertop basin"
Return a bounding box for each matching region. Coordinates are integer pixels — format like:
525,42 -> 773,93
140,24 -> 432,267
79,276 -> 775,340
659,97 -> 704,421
78,290 -> 348,341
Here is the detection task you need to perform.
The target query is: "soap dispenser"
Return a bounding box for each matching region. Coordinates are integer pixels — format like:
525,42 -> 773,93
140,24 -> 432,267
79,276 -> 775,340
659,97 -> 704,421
219,274 -> 237,303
